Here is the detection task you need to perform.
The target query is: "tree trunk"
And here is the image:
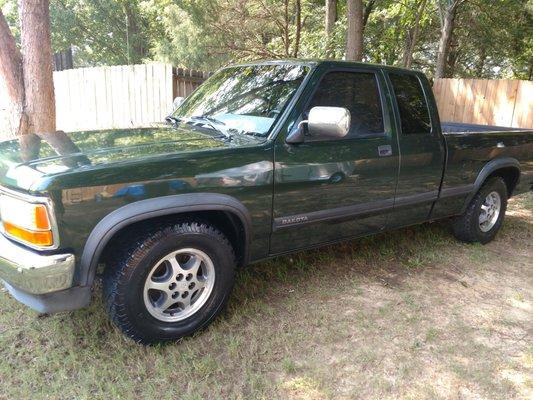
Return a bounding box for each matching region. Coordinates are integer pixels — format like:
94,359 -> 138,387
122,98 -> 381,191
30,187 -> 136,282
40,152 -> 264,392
325,0 -> 336,57
293,0 -> 302,57
325,0 -> 336,36
446,39 -> 459,77
475,46 -> 486,77
124,1 -> 145,64
20,0 -> 56,135
362,0 -> 375,29
345,0 -> 364,61
0,9 -> 27,136
402,0 -> 428,68
435,0 -> 462,78
283,0 -> 290,57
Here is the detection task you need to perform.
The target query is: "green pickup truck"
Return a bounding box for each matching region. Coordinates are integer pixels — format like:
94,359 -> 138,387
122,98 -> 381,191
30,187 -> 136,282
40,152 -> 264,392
1,60 -> 532,343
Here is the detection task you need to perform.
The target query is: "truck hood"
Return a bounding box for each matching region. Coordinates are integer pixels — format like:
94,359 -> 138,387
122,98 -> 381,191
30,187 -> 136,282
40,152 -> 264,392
0,126 -> 256,191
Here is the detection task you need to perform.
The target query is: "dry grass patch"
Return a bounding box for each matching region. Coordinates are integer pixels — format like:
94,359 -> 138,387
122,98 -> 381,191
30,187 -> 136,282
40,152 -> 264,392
1,192 -> 531,399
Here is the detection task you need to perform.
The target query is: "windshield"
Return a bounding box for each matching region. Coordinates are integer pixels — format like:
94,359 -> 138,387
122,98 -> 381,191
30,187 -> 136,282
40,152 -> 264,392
171,64 -> 310,138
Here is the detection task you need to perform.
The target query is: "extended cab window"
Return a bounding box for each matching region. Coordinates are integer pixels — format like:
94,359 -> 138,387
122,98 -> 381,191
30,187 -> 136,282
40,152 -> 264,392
389,73 -> 431,135
307,71 -> 384,139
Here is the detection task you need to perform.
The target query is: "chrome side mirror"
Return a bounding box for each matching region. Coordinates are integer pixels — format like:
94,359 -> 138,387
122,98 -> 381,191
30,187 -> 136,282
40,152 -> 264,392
286,106 -> 351,144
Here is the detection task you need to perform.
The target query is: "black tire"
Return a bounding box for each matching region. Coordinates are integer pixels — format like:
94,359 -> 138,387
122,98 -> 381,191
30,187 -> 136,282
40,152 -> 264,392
103,221 -> 235,344
452,177 -> 508,244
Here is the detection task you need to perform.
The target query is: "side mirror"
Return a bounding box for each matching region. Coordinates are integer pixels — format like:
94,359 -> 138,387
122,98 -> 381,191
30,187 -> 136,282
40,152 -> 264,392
172,96 -> 185,111
286,106 -> 351,144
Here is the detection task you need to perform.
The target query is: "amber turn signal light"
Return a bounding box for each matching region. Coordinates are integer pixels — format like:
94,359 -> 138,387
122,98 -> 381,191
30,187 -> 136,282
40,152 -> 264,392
3,222 -> 54,247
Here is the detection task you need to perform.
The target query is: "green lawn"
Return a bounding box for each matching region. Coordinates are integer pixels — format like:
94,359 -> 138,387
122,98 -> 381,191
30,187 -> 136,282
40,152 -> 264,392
1,193 -> 532,399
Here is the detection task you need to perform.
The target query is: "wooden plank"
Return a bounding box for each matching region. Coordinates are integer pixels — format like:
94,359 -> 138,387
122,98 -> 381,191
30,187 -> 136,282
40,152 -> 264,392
451,79 -> 466,122
87,67 -> 98,130
94,67 -> 107,129
126,65 -> 136,127
511,80 -> 533,128
460,78 -> 473,123
155,63 -> 164,122
439,79 -> 458,122
105,66 -> 113,129
139,64 -> 148,126
53,71 -> 65,130
145,64 -> 154,123
133,64 -> 144,127
471,79 -> 488,125
480,79 -> 496,126
164,64 -> 173,117
78,68 -> 91,130
110,66 -> 124,128
492,80 -> 519,127
118,66 -> 128,128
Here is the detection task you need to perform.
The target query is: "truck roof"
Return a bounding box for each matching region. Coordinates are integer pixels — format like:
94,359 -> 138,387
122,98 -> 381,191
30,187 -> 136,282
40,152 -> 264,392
231,58 -> 425,75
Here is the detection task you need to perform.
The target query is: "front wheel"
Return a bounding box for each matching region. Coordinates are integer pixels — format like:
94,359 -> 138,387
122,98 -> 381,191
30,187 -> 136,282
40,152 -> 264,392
103,222 -> 236,344
452,177 -> 508,244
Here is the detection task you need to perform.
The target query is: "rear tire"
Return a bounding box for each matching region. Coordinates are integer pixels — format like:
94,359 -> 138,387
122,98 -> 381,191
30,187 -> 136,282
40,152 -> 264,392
452,177 -> 508,244
103,221 -> 235,344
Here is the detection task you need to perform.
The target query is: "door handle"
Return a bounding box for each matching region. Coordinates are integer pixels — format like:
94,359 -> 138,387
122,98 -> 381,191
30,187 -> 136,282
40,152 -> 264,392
378,145 -> 392,157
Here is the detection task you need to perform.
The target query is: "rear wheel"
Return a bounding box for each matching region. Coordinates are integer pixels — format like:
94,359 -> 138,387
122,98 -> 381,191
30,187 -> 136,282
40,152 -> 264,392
452,177 -> 508,244
103,221 -> 235,344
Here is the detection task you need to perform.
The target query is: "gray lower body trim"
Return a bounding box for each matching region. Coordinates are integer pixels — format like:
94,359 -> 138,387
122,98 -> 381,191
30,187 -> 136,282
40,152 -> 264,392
2,282 -> 91,314
394,190 -> 439,207
274,190 -> 441,231
439,184 -> 474,199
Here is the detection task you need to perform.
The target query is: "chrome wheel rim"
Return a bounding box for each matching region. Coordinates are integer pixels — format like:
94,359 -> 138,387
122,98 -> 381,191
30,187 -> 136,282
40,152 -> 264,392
143,248 -> 215,322
479,191 -> 501,232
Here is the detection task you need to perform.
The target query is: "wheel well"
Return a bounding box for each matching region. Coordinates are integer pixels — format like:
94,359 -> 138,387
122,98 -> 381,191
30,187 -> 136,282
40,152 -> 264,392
486,167 -> 520,197
99,210 -> 247,271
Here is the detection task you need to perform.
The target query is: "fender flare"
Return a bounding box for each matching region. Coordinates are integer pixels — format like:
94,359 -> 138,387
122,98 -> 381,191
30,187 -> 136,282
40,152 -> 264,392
78,193 -> 252,286
461,157 -> 520,213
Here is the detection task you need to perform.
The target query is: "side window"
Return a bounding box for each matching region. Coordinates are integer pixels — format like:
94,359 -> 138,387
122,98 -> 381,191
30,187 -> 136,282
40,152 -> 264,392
389,73 -> 432,135
307,71 -> 384,139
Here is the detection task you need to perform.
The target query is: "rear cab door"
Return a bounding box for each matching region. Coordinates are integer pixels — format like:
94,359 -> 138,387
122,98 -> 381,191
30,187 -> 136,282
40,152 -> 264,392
384,70 -> 446,227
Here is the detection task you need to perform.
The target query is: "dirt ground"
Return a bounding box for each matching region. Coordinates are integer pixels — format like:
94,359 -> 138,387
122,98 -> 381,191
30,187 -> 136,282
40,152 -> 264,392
1,192 -> 531,399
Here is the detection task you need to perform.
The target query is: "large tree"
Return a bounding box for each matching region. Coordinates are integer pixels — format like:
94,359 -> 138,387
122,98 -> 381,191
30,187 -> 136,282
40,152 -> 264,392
325,0 -> 336,57
0,0 -> 55,137
435,0 -> 466,78
401,0 -> 428,68
345,0 -> 364,61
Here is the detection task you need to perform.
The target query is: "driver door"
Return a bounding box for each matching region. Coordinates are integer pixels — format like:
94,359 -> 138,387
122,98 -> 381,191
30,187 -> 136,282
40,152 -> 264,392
270,68 -> 400,254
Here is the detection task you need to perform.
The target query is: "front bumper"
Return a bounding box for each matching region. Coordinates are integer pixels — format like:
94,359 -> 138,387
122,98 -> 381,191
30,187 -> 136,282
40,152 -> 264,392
0,233 -> 75,294
0,234 -> 92,313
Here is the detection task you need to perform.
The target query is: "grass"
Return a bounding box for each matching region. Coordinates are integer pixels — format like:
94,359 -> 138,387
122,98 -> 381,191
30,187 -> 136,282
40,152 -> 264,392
1,192 -> 532,399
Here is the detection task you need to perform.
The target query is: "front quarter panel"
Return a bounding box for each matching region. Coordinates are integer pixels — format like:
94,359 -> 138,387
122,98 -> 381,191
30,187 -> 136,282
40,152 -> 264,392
46,143 -> 274,286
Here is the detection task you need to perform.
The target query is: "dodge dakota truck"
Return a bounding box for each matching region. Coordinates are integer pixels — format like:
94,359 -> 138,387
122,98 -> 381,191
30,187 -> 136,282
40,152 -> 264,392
0,60 -> 532,343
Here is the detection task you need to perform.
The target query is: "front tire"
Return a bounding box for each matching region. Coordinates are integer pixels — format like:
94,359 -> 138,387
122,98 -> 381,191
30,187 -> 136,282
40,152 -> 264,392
452,177 -> 508,244
103,221 -> 235,344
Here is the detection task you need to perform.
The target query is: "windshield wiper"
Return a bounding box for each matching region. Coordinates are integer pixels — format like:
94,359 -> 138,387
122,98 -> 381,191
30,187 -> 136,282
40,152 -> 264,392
198,115 -> 226,126
165,116 -> 180,126
166,115 -> 232,140
185,116 -> 233,140
242,131 -> 265,138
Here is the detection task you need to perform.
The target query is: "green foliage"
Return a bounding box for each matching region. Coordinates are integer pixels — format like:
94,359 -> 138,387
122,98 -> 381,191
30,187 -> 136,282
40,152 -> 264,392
1,0 -> 531,78
48,0 -> 168,66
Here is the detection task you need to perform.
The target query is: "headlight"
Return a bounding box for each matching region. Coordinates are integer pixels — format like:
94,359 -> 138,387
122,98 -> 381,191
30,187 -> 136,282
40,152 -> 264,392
0,194 -> 54,248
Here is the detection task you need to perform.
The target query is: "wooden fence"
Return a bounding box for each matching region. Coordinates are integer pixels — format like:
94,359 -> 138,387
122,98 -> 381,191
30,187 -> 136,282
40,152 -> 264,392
173,68 -> 211,98
53,64 -> 209,132
433,78 -> 533,128
1,64 -> 209,139
2,72 -> 531,141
